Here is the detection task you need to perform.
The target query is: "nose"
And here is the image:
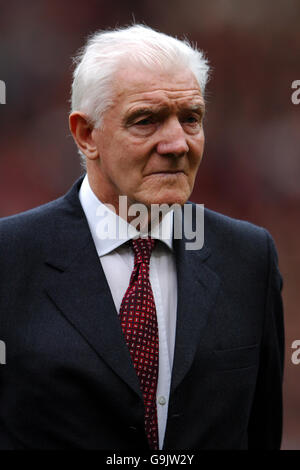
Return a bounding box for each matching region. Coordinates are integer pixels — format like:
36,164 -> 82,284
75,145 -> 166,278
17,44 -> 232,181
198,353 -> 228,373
156,117 -> 189,157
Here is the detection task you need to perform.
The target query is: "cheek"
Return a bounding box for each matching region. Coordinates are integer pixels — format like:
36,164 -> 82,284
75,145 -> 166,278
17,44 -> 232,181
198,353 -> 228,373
99,138 -> 130,171
190,134 -> 205,162
106,145 -> 146,189
116,138 -> 150,170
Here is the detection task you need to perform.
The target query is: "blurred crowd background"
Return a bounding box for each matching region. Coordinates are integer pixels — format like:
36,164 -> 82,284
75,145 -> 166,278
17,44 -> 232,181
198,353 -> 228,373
0,0 -> 299,449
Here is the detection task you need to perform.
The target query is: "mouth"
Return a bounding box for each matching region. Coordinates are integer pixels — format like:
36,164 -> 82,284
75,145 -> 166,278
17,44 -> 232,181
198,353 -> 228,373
146,170 -> 186,177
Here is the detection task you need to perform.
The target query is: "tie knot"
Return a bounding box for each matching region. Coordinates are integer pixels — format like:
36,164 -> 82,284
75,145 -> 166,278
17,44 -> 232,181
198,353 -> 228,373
131,237 -> 156,264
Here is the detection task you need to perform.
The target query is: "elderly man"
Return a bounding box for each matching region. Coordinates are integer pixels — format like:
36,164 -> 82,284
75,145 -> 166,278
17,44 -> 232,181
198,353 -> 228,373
0,25 -> 284,450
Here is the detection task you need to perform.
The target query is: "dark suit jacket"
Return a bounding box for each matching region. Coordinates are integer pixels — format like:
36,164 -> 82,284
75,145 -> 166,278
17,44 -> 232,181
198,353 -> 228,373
0,176 -> 284,450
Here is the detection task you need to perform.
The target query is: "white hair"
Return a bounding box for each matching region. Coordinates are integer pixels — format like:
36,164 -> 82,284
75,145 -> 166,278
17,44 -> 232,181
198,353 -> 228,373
70,24 -> 210,165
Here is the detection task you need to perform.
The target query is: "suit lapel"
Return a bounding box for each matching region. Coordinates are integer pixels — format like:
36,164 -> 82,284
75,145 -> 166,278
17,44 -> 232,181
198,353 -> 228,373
43,178 -> 220,401
44,177 -> 142,399
170,208 -> 221,394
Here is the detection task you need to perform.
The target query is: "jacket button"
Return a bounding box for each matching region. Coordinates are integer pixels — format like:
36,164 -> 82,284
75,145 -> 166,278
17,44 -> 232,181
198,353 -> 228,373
129,426 -> 138,432
158,396 -> 166,405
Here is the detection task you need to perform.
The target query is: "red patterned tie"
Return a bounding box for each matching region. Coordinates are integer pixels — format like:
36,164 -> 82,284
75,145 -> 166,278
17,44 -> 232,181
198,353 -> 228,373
119,237 -> 159,450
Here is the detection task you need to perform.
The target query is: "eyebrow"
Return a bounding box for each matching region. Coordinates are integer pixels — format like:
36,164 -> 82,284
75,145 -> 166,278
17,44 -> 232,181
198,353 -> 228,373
123,106 -> 166,126
124,102 -> 205,126
188,103 -> 206,115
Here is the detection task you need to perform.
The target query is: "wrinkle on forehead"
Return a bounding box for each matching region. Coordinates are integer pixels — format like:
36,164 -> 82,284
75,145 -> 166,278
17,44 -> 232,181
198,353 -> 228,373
124,89 -> 205,121
112,65 -> 203,102
125,92 -> 205,115
128,87 -> 203,100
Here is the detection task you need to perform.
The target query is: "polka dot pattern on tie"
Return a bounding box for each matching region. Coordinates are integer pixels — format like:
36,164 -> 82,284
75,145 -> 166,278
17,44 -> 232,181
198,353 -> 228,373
119,237 -> 159,450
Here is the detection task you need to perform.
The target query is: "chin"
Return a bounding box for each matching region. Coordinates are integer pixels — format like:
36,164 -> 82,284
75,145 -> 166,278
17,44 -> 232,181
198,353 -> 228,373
146,191 -> 189,207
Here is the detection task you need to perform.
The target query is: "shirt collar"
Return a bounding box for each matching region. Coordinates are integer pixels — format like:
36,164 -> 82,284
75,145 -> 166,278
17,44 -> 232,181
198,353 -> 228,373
79,174 -> 174,257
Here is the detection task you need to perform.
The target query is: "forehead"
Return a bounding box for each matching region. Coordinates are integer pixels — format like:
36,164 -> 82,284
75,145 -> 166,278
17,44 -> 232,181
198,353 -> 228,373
112,64 -> 204,110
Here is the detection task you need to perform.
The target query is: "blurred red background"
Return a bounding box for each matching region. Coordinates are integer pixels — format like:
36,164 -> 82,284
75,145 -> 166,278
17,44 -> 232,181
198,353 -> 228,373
0,0 -> 299,449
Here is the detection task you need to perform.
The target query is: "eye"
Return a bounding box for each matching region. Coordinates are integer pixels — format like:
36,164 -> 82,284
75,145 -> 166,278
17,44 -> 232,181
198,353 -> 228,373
182,115 -> 200,124
135,117 -> 155,126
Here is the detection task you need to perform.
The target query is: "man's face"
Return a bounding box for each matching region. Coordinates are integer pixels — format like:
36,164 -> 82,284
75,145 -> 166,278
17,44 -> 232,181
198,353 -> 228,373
90,64 -> 205,208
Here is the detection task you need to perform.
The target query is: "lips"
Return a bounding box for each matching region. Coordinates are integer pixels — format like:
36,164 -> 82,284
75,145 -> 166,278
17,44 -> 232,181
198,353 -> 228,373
147,170 -> 185,176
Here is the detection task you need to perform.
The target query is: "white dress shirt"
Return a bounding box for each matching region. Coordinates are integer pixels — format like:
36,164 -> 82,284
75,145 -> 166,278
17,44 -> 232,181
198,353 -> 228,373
79,174 -> 177,449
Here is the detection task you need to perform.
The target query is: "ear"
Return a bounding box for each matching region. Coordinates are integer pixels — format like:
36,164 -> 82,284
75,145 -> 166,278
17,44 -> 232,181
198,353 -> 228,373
69,112 -> 99,160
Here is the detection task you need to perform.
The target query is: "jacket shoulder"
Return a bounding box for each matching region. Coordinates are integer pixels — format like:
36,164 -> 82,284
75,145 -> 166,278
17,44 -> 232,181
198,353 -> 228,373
203,207 -> 276,265
0,196 -> 66,244
204,207 -> 268,238
0,176 -> 83,251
